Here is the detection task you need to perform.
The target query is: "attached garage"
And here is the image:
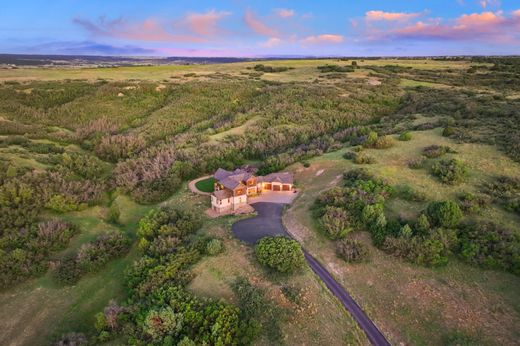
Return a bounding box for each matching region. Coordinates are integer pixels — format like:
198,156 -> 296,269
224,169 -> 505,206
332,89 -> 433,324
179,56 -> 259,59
273,184 -> 281,191
282,184 -> 291,191
264,183 -> 272,190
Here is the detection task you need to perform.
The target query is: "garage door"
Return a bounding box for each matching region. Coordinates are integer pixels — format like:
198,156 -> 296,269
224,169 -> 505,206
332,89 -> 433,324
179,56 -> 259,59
273,184 -> 281,191
282,184 -> 291,191
265,183 -> 272,190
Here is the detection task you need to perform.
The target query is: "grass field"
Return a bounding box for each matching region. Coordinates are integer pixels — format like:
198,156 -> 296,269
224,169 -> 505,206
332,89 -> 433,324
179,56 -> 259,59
194,177 -> 216,193
283,128 -> 520,345
0,58 -> 479,83
0,194 -> 152,345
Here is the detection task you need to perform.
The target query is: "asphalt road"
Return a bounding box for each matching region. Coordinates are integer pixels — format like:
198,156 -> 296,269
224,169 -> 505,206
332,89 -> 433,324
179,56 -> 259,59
232,202 -> 390,346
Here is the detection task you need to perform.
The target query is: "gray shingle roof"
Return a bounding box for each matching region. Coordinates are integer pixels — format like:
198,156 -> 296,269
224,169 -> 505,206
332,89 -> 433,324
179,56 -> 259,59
213,189 -> 233,200
262,172 -> 293,184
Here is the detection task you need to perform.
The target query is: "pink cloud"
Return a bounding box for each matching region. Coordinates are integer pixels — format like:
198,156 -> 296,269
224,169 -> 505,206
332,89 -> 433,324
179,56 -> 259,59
275,8 -> 295,18
74,17 -> 206,43
181,10 -> 230,36
365,10 -> 423,21
372,10 -> 520,42
301,34 -> 344,45
244,10 -> 278,37
261,37 -> 282,48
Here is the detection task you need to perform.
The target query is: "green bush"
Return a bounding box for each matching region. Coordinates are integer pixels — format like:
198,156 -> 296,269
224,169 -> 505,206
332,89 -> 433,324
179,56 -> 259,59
353,152 -> 376,164
373,135 -> 395,149
107,204 -> 120,224
255,236 -> 305,273
458,221 -> 520,275
320,206 -> 353,239
442,126 -> 456,137
336,239 -> 370,263
458,192 -> 489,214
398,131 -> 412,141
206,238 -> 224,255
431,158 -> 469,184
426,201 -> 463,228
423,145 -> 455,158
55,231 -> 130,284
407,158 -> 426,169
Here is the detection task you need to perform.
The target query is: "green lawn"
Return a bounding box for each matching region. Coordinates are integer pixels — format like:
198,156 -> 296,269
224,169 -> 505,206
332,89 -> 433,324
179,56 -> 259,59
195,177 -> 216,193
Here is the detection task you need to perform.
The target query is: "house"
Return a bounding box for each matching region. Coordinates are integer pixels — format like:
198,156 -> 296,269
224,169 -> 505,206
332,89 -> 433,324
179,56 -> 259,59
211,168 -> 294,213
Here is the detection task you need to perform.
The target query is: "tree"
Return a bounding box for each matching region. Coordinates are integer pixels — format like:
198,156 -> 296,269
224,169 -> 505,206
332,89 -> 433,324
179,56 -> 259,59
255,236 -> 305,273
426,201 -> 463,228
320,206 -> 353,239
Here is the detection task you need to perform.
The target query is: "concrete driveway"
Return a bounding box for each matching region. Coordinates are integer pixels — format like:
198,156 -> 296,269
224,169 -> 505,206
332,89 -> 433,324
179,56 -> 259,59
249,190 -> 298,204
231,202 -> 289,244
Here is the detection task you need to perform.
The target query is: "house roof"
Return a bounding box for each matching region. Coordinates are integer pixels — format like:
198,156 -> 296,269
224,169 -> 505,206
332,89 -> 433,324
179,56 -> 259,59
261,172 -> 293,184
214,168 -> 252,189
220,177 -> 245,190
213,189 -> 233,200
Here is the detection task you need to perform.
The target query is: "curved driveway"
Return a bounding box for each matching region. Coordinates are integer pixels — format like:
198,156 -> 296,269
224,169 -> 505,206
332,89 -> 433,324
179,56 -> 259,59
232,202 -> 390,346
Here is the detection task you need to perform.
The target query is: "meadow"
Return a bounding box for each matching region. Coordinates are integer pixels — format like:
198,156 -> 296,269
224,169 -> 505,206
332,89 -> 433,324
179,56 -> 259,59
0,57 -> 518,345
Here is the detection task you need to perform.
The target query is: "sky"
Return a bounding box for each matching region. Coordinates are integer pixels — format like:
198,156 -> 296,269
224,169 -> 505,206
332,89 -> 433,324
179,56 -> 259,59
1,0 -> 519,57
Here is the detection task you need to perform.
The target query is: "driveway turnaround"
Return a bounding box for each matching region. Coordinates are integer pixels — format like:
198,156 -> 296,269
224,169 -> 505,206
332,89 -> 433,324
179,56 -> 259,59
231,202 -> 390,346
232,202 -> 289,244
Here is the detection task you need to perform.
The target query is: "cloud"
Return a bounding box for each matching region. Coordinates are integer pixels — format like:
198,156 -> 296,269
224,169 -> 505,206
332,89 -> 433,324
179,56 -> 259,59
244,10 -> 278,37
301,34 -> 344,45
261,37 -> 282,48
74,17 -> 206,42
479,0 -> 500,8
181,10 -> 230,36
74,11 -> 231,43
365,10 -> 423,21
370,10 -> 520,42
275,8 -> 295,18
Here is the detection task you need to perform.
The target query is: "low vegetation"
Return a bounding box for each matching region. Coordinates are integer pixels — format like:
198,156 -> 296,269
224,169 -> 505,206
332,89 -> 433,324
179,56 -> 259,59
255,236 -> 305,273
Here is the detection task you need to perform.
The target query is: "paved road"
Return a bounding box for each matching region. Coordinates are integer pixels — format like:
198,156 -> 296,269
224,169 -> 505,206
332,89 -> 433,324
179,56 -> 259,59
232,202 -> 390,346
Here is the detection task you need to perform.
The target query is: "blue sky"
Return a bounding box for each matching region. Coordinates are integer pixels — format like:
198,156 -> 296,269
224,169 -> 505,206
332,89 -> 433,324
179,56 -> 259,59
1,0 -> 519,56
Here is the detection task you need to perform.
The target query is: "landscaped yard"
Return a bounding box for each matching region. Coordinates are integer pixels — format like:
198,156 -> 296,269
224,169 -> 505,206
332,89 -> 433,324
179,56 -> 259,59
195,177 -> 216,193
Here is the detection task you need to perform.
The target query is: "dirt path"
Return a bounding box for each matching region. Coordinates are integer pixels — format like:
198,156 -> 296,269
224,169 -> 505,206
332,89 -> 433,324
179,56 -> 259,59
188,175 -> 212,195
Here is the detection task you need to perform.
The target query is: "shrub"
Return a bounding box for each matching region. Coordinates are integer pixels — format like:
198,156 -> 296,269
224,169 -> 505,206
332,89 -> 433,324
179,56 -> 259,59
45,194 -> 82,213
398,131 -> 412,141
142,307 -> 183,341
431,158 -> 469,184
373,135 -> 395,149
353,152 -> 376,164
107,204 -> 120,224
422,145 -> 455,158
206,238 -> 224,255
55,332 -> 88,346
426,201 -> 463,228
255,236 -> 305,273
442,126 -> 456,137
407,158 -> 426,169
342,151 -> 356,160
302,161 -> 310,168
458,221 -> 520,275
320,206 -> 353,239
336,239 -> 370,263
55,231 -> 130,284
396,185 -> 427,202
458,192 -> 489,214
231,277 -> 283,344
415,214 -> 431,236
